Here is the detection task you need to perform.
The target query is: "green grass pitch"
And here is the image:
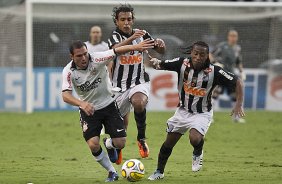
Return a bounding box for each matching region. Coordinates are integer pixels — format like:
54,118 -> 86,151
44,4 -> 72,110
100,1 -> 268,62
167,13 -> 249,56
0,111 -> 282,184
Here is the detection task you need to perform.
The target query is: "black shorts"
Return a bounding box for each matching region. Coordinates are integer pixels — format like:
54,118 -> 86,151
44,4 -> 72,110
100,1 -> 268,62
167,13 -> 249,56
79,102 -> 126,141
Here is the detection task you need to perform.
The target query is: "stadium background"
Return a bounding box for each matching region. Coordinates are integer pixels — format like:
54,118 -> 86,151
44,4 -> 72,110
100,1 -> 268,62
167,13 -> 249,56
0,0 -> 282,112
1,1 -> 282,184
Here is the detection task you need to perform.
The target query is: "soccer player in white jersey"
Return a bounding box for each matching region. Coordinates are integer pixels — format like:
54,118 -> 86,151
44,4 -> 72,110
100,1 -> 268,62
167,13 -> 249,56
62,40 -> 154,182
85,26 -> 109,135
108,3 -> 166,160
85,26 -> 109,53
147,41 -> 245,180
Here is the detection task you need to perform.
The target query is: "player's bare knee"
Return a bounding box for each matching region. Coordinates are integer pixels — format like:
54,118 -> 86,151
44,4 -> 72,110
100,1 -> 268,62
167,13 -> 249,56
112,137 -> 126,149
87,140 -> 100,153
189,129 -> 203,146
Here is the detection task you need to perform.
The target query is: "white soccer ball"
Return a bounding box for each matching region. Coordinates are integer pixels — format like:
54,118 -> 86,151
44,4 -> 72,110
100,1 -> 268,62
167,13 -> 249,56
121,159 -> 145,182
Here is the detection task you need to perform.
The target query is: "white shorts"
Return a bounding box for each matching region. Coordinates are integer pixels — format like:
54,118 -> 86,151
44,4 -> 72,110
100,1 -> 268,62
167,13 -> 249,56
166,107 -> 213,136
116,82 -> 150,117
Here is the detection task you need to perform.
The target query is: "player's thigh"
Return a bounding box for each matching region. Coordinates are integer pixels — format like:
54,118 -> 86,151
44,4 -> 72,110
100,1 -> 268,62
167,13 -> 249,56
188,112 -> 213,136
116,90 -> 131,117
129,82 -> 150,105
79,109 -> 103,142
166,107 -> 191,135
103,102 -> 126,139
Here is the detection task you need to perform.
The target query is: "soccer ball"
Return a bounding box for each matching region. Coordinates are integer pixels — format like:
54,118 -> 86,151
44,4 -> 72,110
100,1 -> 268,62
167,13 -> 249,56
121,159 -> 145,182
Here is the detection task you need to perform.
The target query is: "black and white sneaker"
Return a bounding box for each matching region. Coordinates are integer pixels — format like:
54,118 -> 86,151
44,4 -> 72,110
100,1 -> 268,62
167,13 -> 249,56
148,170 -> 164,180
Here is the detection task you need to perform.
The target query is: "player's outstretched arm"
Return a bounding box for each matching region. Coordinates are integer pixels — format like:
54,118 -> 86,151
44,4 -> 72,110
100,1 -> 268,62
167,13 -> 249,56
111,29 -> 146,49
114,39 -> 154,54
62,91 -> 94,116
230,79 -> 245,118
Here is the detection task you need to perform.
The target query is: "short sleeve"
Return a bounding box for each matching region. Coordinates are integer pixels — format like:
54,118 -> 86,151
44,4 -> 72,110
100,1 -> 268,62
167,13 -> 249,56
62,67 -> 73,92
108,33 -> 122,49
214,65 -> 237,89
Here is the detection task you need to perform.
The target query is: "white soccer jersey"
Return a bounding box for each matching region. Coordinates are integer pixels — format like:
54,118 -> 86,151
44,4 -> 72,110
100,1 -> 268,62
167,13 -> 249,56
62,49 -> 117,110
85,41 -> 109,53
108,29 -> 153,92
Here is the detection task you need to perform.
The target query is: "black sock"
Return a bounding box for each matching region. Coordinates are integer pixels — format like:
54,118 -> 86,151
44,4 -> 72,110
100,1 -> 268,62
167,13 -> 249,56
92,146 -> 102,157
134,109 -> 146,140
157,143 -> 173,174
193,139 -> 204,156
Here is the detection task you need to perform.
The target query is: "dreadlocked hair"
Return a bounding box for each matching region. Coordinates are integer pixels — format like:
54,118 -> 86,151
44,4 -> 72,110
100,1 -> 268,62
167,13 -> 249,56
112,3 -> 135,24
181,41 -> 209,54
181,41 -> 211,68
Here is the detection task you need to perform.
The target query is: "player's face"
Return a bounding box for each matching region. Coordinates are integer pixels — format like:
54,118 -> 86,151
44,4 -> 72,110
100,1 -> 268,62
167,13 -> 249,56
191,45 -> 208,71
116,12 -> 134,35
90,27 -> 102,43
228,31 -> 238,45
71,46 -> 89,69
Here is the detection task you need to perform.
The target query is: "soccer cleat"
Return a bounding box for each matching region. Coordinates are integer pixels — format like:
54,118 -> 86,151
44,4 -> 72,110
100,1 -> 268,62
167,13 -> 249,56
103,138 -> 118,163
192,151 -> 203,172
148,170 -> 164,180
137,139 -> 149,158
115,149 -> 122,165
105,171 -> 119,182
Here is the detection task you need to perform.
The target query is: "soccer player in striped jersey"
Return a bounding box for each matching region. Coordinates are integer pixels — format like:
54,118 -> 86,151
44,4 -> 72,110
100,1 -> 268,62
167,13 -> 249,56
148,41 -> 245,180
108,3 -> 166,159
62,40 -> 154,182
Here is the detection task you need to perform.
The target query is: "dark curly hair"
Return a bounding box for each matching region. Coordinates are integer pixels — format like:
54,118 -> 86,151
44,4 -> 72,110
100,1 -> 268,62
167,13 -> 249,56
112,3 -> 135,24
182,41 -> 209,55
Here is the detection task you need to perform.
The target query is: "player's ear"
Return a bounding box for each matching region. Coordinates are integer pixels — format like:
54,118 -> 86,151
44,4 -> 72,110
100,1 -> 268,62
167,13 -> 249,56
70,54 -> 74,60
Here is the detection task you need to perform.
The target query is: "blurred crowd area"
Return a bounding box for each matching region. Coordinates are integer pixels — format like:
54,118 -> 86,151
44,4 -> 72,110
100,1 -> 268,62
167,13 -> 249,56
0,0 -> 282,68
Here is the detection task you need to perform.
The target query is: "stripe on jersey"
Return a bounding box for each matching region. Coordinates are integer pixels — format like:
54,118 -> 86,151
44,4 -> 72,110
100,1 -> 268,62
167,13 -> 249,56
126,65 -> 134,89
117,65 -> 124,89
135,63 -> 142,85
187,71 -> 199,113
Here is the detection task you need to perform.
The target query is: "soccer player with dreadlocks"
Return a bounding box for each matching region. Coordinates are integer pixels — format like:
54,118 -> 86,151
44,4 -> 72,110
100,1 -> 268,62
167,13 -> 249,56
148,41 -> 245,180
107,3 -> 166,162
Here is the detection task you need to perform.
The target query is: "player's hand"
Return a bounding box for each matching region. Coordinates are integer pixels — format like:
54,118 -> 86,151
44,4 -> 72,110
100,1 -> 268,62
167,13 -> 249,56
130,29 -> 146,40
135,39 -> 155,52
149,58 -> 162,70
79,101 -> 95,116
230,103 -> 245,119
154,38 -> 165,48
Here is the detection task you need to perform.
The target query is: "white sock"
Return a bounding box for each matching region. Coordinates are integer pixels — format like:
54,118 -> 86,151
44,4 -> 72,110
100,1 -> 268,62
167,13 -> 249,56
105,138 -> 115,149
95,149 -> 116,173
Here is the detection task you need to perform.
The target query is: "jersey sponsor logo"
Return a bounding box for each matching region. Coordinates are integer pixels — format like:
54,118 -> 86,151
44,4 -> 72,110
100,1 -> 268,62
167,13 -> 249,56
77,78 -> 102,92
219,69 -> 233,80
95,55 -> 114,63
183,83 -> 206,97
165,57 -> 180,63
120,53 -> 142,65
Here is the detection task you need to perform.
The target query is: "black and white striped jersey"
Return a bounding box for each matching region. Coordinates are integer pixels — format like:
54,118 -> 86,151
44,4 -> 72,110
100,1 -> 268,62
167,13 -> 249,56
108,28 -> 153,92
159,57 -> 238,113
